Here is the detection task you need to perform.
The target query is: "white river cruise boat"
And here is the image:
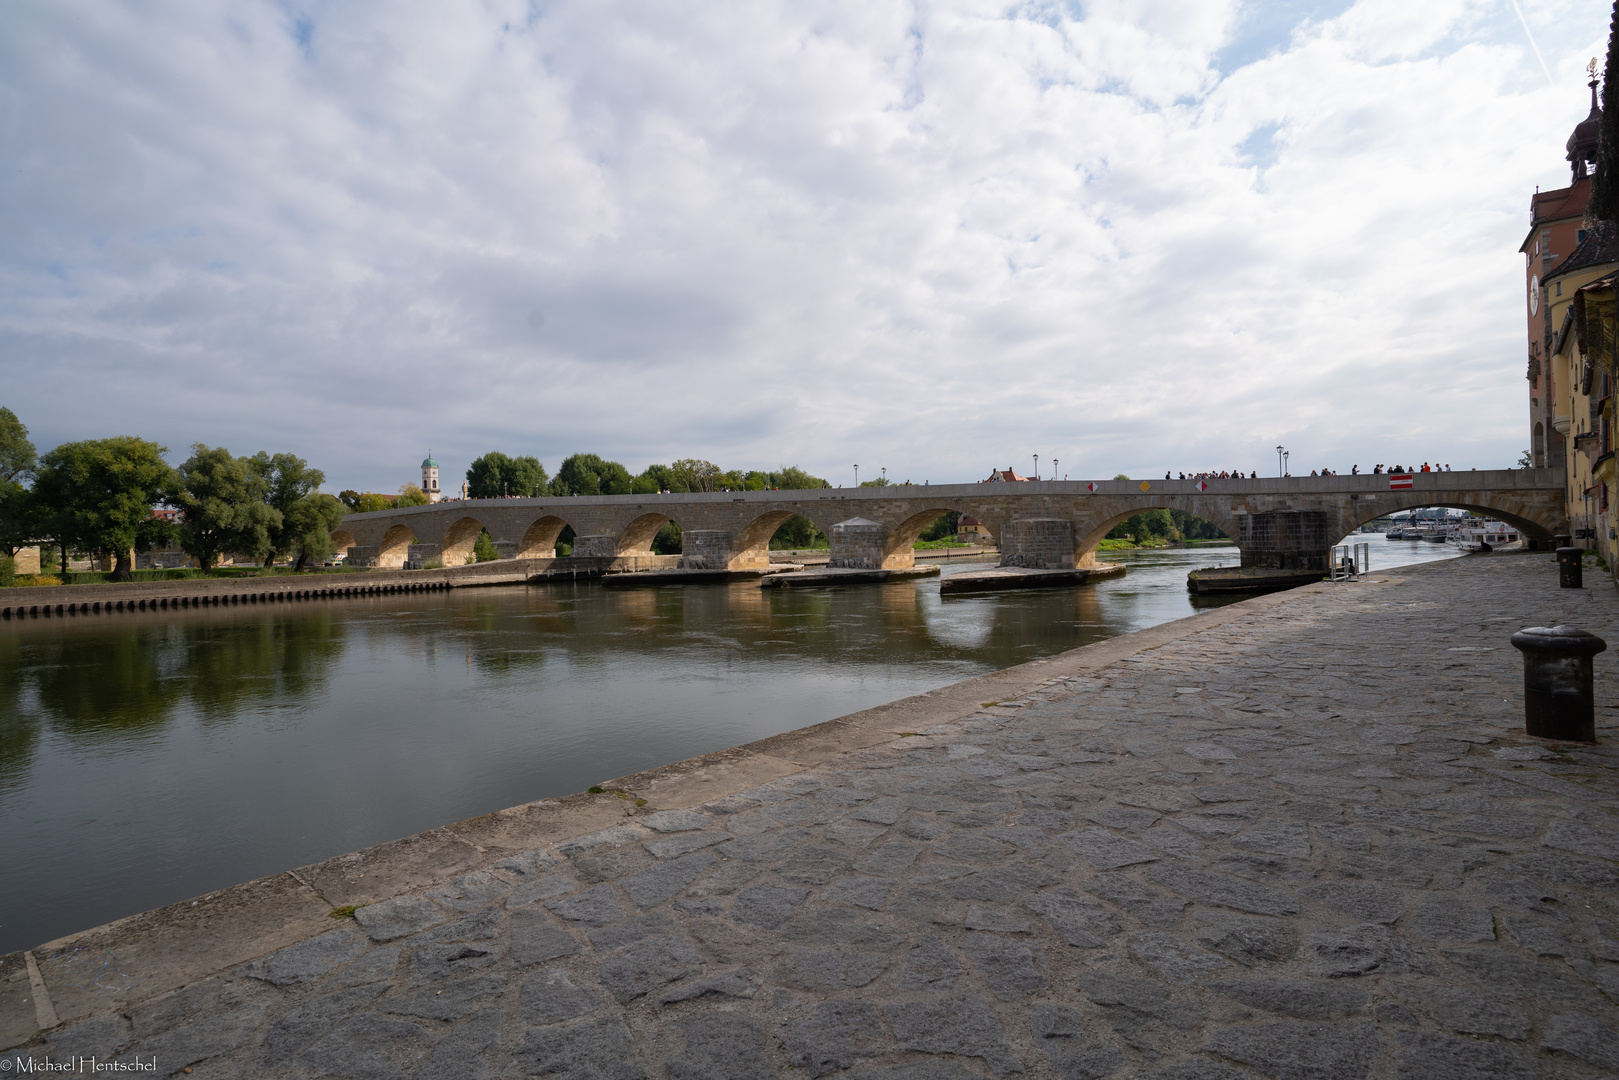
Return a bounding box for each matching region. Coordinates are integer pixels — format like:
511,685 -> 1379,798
1448,521 -> 1521,553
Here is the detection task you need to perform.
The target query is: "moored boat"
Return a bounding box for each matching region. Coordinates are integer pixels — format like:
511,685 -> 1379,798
1448,522 -> 1521,553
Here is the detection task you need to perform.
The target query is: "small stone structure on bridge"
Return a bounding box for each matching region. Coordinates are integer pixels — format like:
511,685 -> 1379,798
332,470 -> 1569,577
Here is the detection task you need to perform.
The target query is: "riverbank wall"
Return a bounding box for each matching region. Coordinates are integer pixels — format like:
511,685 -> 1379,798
0,555 -> 684,618
4,552 -> 1613,1077
0,548 -> 1008,619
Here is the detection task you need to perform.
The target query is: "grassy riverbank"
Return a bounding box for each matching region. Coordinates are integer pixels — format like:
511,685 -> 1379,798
3,564 -> 374,588
1096,537 -> 1234,551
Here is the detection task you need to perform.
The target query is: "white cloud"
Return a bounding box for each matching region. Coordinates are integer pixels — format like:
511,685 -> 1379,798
0,0 -> 1610,488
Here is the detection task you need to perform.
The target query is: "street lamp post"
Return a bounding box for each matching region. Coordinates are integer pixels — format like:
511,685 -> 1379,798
881,467 -> 886,484
1033,454 -> 1039,481
1053,459 -> 1059,482
853,465 -> 859,487
1276,446 -> 1285,477
1284,451 -> 1290,476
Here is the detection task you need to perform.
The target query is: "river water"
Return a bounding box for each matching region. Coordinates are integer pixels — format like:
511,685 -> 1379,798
0,537 -> 1462,953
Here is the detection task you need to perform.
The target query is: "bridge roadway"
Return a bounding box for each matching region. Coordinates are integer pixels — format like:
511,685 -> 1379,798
334,469 -> 1569,575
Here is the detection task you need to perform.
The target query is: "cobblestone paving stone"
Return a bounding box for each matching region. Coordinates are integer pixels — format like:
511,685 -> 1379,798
14,554 -> 1619,1078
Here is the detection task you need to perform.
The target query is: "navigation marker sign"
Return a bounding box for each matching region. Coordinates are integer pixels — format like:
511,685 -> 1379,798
1389,474 -> 1414,490
1087,482 -> 1098,493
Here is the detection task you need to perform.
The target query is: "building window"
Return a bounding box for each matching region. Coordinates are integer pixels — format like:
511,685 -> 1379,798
1556,281 -> 1563,296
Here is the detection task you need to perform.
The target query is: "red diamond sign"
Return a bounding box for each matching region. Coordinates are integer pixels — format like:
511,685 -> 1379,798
1196,480 -> 1208,492
1087,482 -> 1098,493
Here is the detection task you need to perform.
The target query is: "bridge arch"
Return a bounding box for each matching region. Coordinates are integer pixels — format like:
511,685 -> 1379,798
732,510 -> 801,566
518,515 -> 572,559
441,516 -> 488,566
1349,497 -> 1554,540
884,507 -> 959,562
1075,503 -> 1242,568
378,524 -> 417,569
330,528 -> 356,555
614,512 -> 677,556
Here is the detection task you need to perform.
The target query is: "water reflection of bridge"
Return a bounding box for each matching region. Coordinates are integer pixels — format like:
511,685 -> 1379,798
337,470 -> 1567,574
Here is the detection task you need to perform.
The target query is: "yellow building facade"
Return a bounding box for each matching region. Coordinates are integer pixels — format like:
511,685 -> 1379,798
1526,76 -> 1618,571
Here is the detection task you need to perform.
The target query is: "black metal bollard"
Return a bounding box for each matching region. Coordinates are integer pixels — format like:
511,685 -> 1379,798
1554,533 -> 1571,550
1557,547 -> 1584,588
1510,625 -> 1606,742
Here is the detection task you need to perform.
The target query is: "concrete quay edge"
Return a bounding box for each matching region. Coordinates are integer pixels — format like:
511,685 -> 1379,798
0,569 -> 1355,1047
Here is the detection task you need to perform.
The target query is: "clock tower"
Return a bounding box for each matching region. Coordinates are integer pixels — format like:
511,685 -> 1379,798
421,452 -> 441,503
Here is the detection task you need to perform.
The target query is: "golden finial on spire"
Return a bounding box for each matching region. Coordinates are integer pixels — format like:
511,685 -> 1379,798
1589,57 -> 1599,82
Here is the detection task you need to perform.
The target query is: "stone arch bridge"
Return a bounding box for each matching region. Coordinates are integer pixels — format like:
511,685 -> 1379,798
333,469 -> 1568,574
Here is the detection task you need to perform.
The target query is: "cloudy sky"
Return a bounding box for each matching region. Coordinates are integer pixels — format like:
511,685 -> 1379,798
0,0 -> 1610,492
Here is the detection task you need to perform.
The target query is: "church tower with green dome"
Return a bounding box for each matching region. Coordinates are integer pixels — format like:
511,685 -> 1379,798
421,452 -> 441,502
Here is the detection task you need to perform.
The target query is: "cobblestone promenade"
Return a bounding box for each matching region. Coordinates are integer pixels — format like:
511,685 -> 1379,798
10,554 -> 1619,1078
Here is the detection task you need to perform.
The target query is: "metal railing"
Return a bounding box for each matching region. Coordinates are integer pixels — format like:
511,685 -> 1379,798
1327,543 -> 1369,582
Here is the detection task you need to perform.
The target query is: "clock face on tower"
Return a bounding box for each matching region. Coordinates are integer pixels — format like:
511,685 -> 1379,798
1530,275 -> 1539,316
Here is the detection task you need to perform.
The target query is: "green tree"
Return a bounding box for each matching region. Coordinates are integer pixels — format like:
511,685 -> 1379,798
472,528 -> 498,562
551,453 -> 633,496
249,452 -> 326,566
169,445 -> 280,571
467,452 -> 549,498
395,483 -> 431,507
288,493 -> 347,570
1167,509 -> 1227,540
919,511 -> 961,541
668,459 -> 721,493
0,407 -> 36,483
0,409 -> 39,558
859,477 -> 893,487
349,492 -> 395,512
31,437 -> 177,580
768,466 -> 829,490
1107,508 -> 1177,543
633,463 -> 683,494
652,521 -> 682,554
769,514 -> 827,549
0,480 -> 37,558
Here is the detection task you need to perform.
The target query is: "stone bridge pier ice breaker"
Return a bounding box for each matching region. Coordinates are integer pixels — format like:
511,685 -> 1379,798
332,470 -> 1569,575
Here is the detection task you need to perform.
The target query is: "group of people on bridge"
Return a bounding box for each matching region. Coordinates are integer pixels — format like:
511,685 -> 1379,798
1159,463 -> 1460,480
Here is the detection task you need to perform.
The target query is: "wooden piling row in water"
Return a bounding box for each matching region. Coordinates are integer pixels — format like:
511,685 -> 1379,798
0,580 -> 451,619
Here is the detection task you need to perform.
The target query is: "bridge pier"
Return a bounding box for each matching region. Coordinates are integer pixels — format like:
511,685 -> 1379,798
826,517 -> 916,570
572,535 -> 618,558
1000,519 -> 1076,570
345,545 -> 379,568
493,540 -> 520,560
677,530 -> 770,571
1236,510 -> 1332,572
